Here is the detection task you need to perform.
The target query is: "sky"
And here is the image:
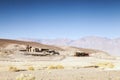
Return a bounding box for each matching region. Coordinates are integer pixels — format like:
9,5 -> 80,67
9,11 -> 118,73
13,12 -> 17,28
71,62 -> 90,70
0,0 -> 120,39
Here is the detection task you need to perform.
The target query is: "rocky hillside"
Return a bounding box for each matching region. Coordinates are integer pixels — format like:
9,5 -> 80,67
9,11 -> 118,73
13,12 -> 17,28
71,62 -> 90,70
0,38 -> 113,60
19,36 -> 120,56
0,39 -> 63,51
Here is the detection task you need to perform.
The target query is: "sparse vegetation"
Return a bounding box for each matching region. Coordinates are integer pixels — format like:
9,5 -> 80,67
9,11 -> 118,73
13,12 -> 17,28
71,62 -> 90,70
47,64 -> 64,69
9,66 -> 19,72
96,62 -> 114,68
47,65 -> 56,69
28,66 -> 35,71
16,73 -> 35,80
56,64 -> 64,69
1,39 -> 120,80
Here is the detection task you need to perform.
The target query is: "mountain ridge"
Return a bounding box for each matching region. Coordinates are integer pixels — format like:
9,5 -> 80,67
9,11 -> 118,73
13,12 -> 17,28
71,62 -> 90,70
18,36 -> 120,56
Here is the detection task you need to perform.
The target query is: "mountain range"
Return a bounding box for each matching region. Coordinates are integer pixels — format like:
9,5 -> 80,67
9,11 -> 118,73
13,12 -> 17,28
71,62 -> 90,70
18,36 -> 120,56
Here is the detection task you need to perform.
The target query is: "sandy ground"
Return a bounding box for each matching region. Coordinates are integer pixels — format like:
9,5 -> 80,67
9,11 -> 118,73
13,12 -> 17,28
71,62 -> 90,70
1,56 -> 120,80
1,69 -> 120,80
1,39 -> 120,80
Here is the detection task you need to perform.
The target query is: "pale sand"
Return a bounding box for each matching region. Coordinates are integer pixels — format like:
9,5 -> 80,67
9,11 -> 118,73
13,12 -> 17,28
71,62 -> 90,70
1,69 -> 120,80
0,57 -> 120,80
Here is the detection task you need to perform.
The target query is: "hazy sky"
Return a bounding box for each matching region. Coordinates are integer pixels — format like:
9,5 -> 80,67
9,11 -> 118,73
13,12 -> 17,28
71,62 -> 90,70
0,0 -> 120,39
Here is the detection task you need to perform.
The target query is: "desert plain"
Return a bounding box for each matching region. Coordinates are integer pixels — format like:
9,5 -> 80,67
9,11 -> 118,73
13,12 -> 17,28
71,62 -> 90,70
0,39 -> 120,80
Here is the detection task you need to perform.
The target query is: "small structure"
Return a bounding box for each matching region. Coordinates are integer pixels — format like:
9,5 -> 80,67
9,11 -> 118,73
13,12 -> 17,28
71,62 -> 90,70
26,45 -> 32,52
40,49 -> 49,52
20,46 -> 60,56
34,48 -> 40,52
48,50 -> 60,55
74,52 -> 89,57
19,49 -> 27,52
52,51 -> 60,55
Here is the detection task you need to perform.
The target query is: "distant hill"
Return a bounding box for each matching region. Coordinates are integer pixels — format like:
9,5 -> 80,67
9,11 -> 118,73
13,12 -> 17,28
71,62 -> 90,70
19,36 -> 120,56
0,38 -> 112,59
0,39 -> 63,51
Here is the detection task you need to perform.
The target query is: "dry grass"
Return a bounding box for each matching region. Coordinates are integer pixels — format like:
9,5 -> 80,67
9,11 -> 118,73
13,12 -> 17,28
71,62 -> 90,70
56,65 -> 64,69
47,65 -> 56,69
9,66 -> 19,72
96,62 -> 114,68
28,66 -> 35,71
47,64 -> 64,69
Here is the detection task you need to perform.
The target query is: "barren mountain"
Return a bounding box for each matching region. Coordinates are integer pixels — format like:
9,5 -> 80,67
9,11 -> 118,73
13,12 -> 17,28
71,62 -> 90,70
0,38 -> 112,59
0,39 -> 63,51
21,36 -> 120,56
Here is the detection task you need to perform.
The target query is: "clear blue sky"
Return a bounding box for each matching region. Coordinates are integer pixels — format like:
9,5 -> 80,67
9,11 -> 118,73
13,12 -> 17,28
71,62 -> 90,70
0,0 -> 120,39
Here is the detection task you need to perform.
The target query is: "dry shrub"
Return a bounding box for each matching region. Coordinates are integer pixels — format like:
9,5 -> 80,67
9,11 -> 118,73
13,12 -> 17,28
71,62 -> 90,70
47,64 -> 64,69
16,73 -> 35,80
47,65 -> 56,69
28,66 -> 35,71
9,66 -> 19,72
96,62 -> 114,68
56,65 -> 64,69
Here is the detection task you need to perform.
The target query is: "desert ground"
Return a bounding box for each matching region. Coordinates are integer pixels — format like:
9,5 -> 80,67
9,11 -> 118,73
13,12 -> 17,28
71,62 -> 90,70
0,39 -> 120,80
